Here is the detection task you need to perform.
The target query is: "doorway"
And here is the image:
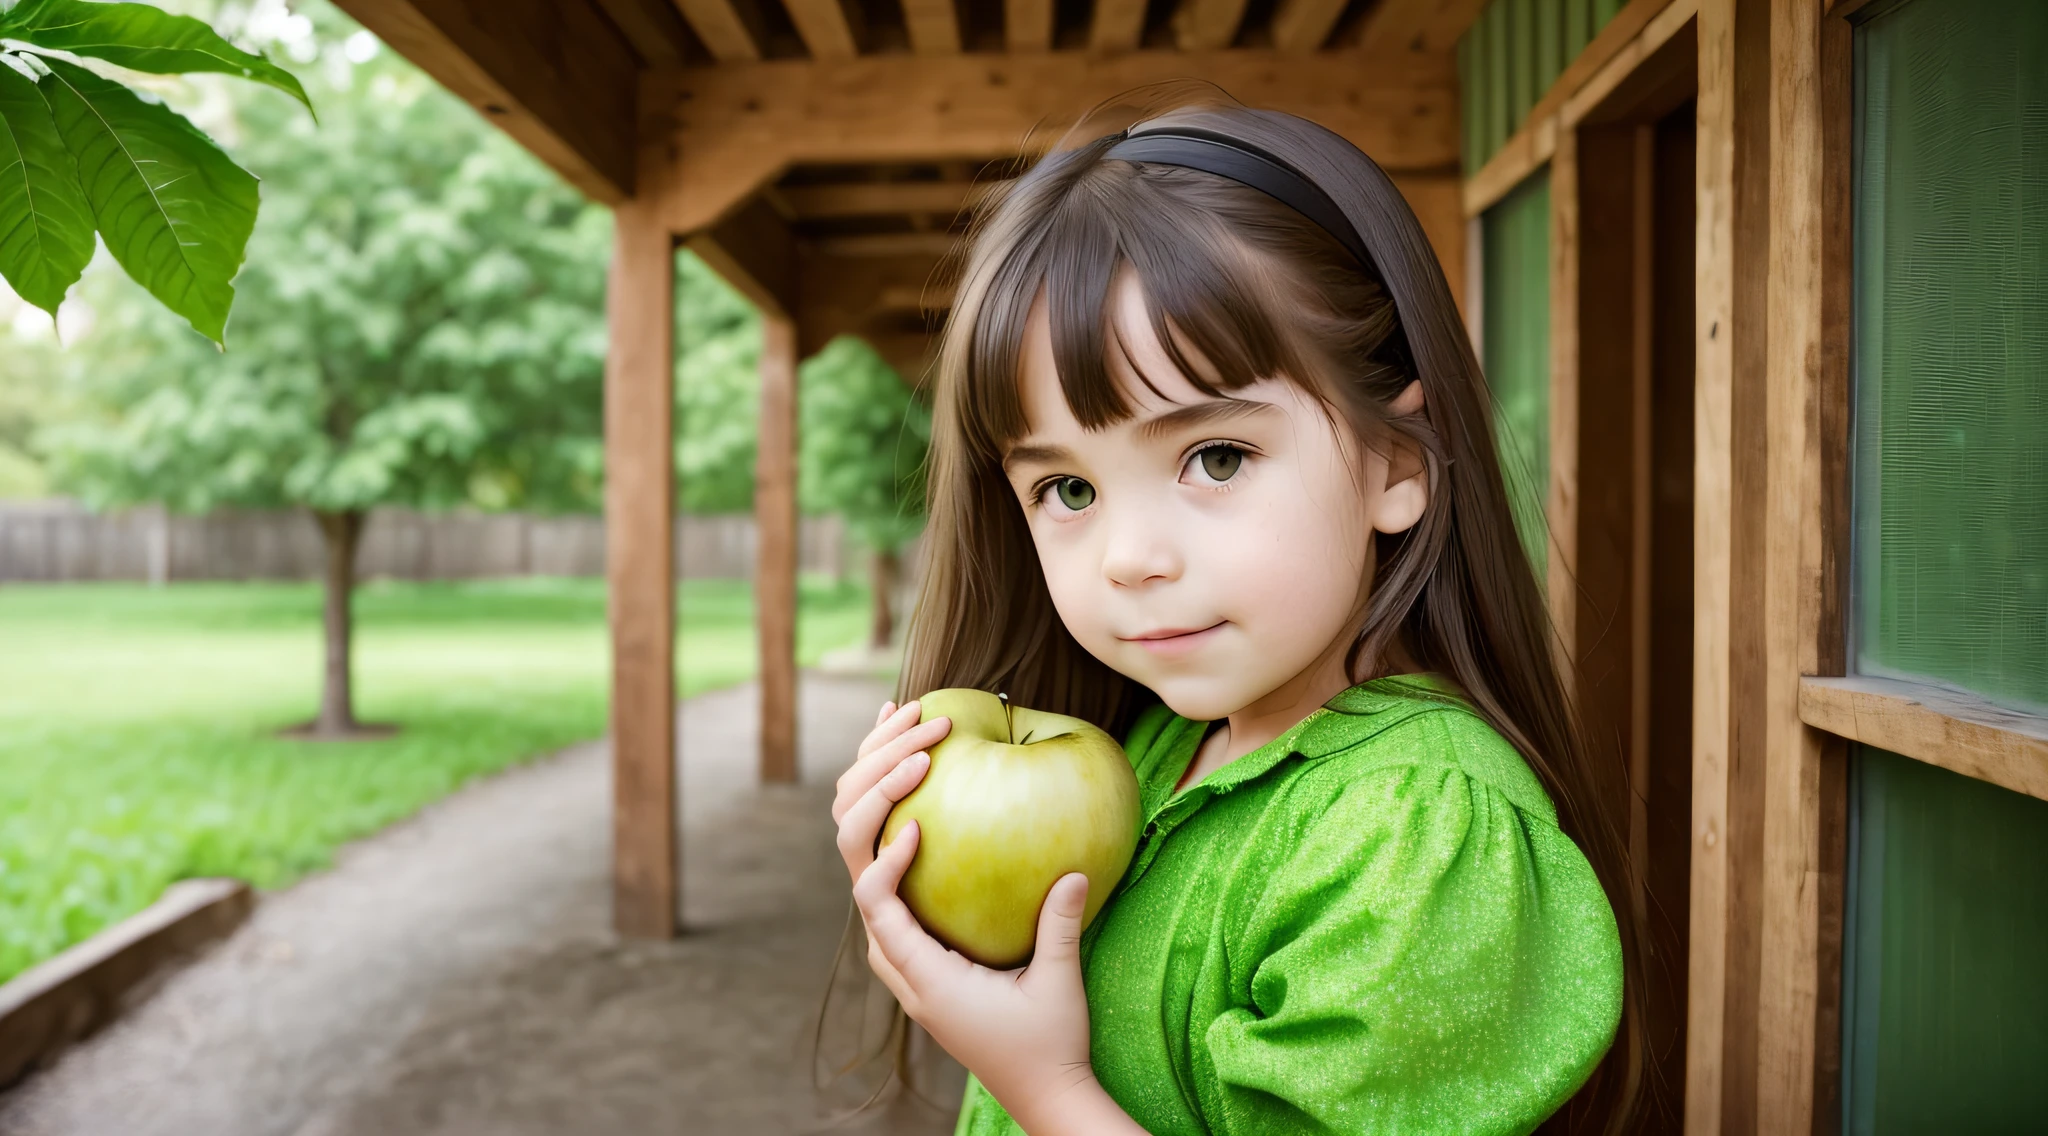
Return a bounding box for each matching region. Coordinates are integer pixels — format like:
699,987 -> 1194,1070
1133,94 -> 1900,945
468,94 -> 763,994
1566,81 -> 1697,1130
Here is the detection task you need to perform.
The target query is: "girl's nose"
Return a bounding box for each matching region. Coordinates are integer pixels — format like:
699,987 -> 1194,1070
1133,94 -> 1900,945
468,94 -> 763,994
1099,506 -> 1184,589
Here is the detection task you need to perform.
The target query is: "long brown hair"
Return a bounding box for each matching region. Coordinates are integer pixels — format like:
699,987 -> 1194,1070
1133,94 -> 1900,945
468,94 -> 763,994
817,86 -> 1645,1132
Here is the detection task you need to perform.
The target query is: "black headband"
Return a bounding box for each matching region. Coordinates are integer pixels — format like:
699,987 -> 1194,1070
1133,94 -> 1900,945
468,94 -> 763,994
1102,127 -> 1375,273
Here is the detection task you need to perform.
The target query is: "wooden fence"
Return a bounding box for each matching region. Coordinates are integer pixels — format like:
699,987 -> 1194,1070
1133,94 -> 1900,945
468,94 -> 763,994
0,502 -> 853,583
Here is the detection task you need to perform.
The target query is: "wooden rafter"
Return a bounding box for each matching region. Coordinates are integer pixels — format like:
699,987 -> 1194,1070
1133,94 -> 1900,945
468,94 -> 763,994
1269,0 -> 1348,53
1174,0 -> 1251,51
332,0 -> 639,201
783,0 -> 861,59
1090,0 -> 1148,51
671,0 -> 763,61
780,180 -> 991,219
651,49 -> 1459,235
590,0 -> 696,64
1355,0 -> 1490,55
1005,0 -> 1054,52
901,0 -> 963,54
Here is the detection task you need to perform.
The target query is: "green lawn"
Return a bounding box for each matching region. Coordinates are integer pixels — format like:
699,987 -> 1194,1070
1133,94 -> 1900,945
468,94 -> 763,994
0,576 -> 871,983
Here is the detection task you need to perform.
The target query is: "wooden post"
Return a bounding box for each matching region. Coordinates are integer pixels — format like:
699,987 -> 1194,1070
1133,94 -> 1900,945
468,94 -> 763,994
1546,120 -> 1582,683
757,315 -> 800,783
605,195 -> 678,939
1755,0 -> 1853,1128
1687,0 -> 1775,1128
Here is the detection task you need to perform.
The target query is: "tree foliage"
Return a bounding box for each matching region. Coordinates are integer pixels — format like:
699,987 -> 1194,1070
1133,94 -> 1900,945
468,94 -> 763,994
799,337 -> 928,554
0,0 -> 309,342
39,12 -> 609,517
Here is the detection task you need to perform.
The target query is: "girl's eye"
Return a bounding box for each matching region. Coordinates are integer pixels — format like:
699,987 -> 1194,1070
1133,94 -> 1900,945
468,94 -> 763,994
1049,476 -> 1096,512
1188,444 -> 1246,485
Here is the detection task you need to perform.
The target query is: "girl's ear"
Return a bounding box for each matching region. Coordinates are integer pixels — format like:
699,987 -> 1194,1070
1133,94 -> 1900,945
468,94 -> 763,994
1370,381 -> 1429,536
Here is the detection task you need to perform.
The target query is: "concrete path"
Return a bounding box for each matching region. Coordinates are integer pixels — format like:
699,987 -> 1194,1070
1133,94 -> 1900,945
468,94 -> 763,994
0,675 -> 966,1136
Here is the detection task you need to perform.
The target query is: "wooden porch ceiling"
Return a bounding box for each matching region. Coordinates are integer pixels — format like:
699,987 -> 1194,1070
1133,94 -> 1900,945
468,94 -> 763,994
332,0 -> 1484,216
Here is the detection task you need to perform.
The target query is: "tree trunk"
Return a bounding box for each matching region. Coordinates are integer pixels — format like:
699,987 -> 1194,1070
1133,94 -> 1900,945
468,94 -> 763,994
869,546 -> 899,650
313,509 -> 365,736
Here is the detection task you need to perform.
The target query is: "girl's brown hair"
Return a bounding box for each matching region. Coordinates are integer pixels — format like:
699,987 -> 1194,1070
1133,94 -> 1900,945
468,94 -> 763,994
818,85 -> 1645,1132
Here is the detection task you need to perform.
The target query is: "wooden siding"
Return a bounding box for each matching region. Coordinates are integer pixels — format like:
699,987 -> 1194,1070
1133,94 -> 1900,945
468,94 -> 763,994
1458,0 -> 1627,173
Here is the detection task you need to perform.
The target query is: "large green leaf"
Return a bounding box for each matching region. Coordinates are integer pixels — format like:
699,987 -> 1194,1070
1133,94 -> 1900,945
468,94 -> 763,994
0,54 -> 92,314
37,54 -> 255,344
1,0 -> 310,112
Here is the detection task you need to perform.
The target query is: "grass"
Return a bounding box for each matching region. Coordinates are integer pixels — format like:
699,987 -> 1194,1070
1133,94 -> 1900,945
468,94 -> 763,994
0,576 -> 872,984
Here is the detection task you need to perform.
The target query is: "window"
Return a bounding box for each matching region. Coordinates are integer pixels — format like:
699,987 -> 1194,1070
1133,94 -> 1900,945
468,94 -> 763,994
1843,1 -> 2048,1130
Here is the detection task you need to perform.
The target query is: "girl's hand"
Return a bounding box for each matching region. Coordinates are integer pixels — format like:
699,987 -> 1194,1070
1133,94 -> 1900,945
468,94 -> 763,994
833,701 -> 1141,1134
833,700 -> 951,999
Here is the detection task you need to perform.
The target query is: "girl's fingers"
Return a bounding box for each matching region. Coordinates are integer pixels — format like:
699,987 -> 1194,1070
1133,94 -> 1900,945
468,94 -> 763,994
833,715 -> 950,824
863,928 -> 915,1009
854,700 -> 921,763
835,751 -> 929,879
852,821 -> 954,990
873,700 -> 897,728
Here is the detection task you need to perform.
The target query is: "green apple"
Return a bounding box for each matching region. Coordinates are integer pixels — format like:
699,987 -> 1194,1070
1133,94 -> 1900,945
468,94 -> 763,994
879,688 -> 1141,968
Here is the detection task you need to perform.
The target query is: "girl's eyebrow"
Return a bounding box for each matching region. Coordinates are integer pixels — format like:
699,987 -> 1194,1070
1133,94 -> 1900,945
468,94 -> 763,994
1001,442 -> 1074,472
1137,398 -> 1276,439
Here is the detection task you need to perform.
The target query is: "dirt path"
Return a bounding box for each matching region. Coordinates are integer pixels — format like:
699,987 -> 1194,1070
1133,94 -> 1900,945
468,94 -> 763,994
0,675 -> 965,1136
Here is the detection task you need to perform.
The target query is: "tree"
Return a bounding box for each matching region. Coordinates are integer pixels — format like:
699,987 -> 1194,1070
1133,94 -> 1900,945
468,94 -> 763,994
799,337 -> 929,648
39,8 -> 609,736
0,0 -> 310,342
674,251 -> 762,514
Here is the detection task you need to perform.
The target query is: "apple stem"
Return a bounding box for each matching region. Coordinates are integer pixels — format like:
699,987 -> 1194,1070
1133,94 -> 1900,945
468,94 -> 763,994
998,692 -> 1013,745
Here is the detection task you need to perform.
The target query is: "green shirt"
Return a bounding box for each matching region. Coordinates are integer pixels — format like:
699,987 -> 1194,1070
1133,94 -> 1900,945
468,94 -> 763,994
953,675 -> 1622,1136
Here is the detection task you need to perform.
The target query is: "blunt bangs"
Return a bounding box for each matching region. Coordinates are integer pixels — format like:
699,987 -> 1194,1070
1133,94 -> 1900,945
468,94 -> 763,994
953,154 -> 1340,462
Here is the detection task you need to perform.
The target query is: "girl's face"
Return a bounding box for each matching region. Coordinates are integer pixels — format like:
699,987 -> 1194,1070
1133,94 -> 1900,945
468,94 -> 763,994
1002,271 -> 1427,723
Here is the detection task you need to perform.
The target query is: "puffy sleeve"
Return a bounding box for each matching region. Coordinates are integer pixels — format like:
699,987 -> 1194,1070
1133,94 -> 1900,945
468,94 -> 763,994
1197,717 -> 1623,1136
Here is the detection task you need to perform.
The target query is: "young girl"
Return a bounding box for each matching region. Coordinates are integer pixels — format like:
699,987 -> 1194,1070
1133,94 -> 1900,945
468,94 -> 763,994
828,91 -> 1639,1135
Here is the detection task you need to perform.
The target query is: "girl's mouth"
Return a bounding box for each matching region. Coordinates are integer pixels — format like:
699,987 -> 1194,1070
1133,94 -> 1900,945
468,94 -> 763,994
1121,622 -> 1227,656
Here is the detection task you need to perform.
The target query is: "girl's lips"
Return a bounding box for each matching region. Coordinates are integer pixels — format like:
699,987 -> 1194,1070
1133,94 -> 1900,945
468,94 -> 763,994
1121,622 -> 1226,656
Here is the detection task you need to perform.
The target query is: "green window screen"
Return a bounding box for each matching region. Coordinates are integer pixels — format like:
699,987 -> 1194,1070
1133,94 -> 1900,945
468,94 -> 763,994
1841,746 -> 2048,1133
1851,0 -> 2048,713
1482,170 -> 1551,569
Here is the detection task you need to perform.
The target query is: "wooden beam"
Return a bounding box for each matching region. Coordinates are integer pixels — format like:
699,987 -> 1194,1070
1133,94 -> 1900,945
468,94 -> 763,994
1561,0 -> 1699,127
1268,0 -> 1347,53
1687,0 -> 1774,1129
604,196 -> 678,939
1800,678 -> 2048,805
652,49 -> 1460,235
590,0 -> 696,64
783,0 -> 861,59
757,315 -> 801,784
813,232 -> 963,258
902,0 -> 962,54
1090,0 -> 1148,51
1464,114 -> 1556,216
684,196 -> 798,318
781,179 -> 990,219
1174,0 -> 1251,51
330,0 -> 638,202
1006,0 -> 1054,52
672,0 -> 764,61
